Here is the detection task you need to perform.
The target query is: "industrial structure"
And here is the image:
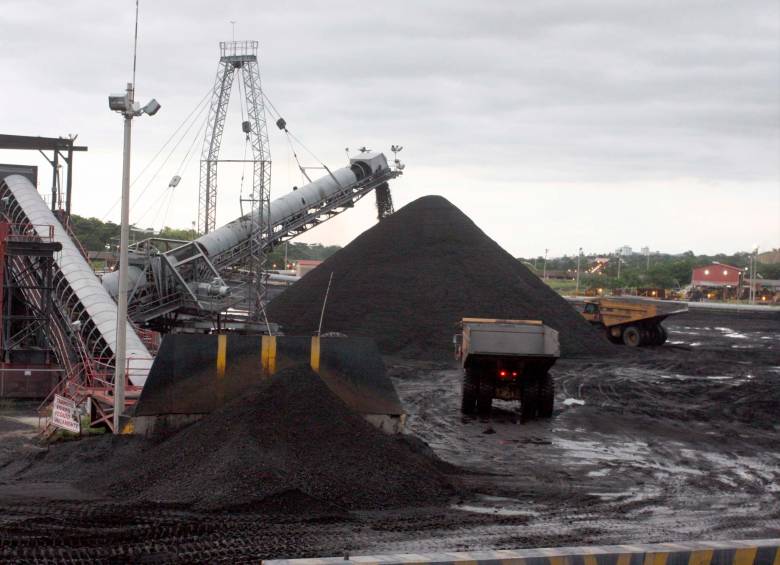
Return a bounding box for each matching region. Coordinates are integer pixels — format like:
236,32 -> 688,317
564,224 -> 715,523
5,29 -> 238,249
0,41 -> 403,430
199,41 -> 272,320
0,146 -> 401,427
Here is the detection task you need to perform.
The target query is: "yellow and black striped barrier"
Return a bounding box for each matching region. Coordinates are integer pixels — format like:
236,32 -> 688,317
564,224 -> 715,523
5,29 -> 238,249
263,539 -> 780,565
131,333 -> 404,435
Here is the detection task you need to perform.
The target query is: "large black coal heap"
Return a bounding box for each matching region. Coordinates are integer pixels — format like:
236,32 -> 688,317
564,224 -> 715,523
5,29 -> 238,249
268,195 -> 612,359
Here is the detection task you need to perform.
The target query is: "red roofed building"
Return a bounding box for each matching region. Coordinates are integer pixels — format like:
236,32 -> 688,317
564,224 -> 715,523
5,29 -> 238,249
295,259 -> 322,277
691,263 -> 743,288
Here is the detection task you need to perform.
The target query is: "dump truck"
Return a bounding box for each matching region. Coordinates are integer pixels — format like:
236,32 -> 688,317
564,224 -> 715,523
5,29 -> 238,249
454,318 -> 560,420
580,297 -> 688,347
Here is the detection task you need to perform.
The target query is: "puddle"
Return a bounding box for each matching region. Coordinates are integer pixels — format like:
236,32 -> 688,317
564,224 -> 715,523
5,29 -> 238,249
552,437 -> 649,465
563,398 -> 585,406
453,495 -> 541,516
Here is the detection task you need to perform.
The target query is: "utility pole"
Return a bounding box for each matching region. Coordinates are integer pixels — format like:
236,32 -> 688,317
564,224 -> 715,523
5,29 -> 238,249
575,247 -> 582,296
109,83 -> 160,433
617,250 -> 622,281
543,248 -> 548,280
750,247 -> 759,304
113,82 -> 133,434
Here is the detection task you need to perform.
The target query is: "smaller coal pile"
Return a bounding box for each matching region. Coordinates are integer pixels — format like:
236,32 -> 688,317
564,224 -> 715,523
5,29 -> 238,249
93,366 -> 453,512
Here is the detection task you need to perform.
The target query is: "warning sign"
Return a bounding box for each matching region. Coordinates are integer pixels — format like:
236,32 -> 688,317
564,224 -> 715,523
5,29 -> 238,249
52,394 -> 80,434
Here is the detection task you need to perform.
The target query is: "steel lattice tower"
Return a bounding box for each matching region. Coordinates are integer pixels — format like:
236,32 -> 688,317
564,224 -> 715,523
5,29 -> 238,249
199,40 -> 271,318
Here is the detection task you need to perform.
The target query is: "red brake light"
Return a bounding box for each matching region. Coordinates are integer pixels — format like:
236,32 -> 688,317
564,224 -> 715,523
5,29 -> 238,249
499,370 -> 507,377
511,371 -> 518,377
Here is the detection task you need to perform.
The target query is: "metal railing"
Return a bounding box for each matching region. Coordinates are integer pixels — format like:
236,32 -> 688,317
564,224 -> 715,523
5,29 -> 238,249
220,40 -> 258,59
3,223 -> 55,243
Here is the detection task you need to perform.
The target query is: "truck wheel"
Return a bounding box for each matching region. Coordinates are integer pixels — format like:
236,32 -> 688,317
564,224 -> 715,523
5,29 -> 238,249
461,368 -> 478,414
476,378 -> 493,416
657,324 -> 667,345
606,328 -> 622,344
645,326 -> 658,346
537,372 -> 554,418
622,325 -> 641,347
521,378 -> 538,422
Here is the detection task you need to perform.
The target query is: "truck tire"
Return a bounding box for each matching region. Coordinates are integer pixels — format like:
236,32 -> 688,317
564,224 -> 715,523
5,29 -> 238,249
537,372 -> 554,418
461,367 -> 478,414
657,324 -> 667,345
605,328 -> 622,344
622,325 -> 641,347
521,378 -> 538,422
476,377 -> 493,416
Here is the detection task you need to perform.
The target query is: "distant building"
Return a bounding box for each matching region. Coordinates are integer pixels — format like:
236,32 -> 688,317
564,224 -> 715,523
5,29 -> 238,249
757,249 -> 780,265
691,263 -> 743,288
295,259 -> 322,277
616,245 -> 632,256
640,246 -> 650,256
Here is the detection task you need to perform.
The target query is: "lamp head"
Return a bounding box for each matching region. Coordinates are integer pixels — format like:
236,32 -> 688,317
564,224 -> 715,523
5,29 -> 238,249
142,99 -> 161,116
109,93 -> 130,113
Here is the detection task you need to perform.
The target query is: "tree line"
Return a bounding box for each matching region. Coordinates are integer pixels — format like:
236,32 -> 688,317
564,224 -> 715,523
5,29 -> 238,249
520,251 -> 780,289
68,214 -> 340,262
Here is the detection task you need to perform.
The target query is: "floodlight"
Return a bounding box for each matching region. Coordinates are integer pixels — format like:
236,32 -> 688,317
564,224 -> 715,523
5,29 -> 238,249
109,94 -> 129,113
142,99 -> 161,116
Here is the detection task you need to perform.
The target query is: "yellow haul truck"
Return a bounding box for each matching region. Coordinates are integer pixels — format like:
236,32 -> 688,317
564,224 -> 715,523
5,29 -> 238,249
581,298 -> 688,347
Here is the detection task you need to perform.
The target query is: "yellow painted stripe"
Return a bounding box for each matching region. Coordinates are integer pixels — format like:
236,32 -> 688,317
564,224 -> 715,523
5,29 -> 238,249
773,547 -> 780,565
261,335 -> 277,375
216,334 -> 227,378
121,420 -> 135,435
735,548 -> 758,565
644,553 -> 669,565
584,555 -> 598,565
310,336 -> 320,372
548,556 -> 565,565
688,549 -> 713,565
617,553 -> 631,565
268,335 -> 276,374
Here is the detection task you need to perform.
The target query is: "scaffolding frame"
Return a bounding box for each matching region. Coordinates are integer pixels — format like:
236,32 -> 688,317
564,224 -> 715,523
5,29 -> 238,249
198,40 -> 271,319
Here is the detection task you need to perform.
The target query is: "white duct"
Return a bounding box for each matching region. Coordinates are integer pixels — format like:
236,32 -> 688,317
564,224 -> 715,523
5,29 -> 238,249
3,175 -> 152,386
103,151 -> 390,300
198,165 -> 356,257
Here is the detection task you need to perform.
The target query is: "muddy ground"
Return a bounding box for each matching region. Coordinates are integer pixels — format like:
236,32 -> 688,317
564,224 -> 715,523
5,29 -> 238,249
0,307 -> 778,563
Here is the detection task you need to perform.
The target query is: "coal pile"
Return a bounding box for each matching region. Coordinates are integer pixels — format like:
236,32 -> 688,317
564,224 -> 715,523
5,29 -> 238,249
92,365 -> 454,511
269,195 -> 611,358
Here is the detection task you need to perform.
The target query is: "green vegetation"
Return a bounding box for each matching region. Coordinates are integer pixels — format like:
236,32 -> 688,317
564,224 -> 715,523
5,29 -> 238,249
266,242 -> 341,268
68,214 -> 341,264
520,250 -> 780,291
69,215 -> 120,251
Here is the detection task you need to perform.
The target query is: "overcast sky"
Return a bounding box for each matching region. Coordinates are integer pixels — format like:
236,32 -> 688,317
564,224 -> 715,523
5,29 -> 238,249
1,0 -> 778,258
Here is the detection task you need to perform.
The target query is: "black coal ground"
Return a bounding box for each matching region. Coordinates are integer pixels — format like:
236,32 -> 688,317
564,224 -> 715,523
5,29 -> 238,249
0,309 -> 778,562
3,366 -> 455,513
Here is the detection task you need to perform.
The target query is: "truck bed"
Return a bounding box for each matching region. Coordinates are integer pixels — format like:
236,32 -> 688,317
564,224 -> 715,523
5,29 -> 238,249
462,319 -> 559,359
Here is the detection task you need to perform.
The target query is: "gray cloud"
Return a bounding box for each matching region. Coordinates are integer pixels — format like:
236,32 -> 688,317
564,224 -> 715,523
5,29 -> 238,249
1,0 -> 778,256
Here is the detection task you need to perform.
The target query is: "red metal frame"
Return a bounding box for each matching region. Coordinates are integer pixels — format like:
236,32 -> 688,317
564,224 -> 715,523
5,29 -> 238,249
38,356 -> 151,433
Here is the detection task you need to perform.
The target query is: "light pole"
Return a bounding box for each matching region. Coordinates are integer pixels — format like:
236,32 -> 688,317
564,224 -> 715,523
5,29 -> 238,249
543,248 -> 548,280
575,247 -> 582,296
750,246 -> 759,304
109,83 -> 160,433
617,250 -> 622,281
